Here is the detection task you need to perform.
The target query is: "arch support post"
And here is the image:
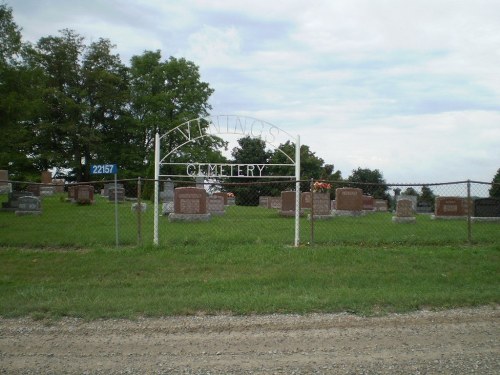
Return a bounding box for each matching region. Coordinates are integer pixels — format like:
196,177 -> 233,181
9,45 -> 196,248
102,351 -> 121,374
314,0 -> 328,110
154,132 -> 160,246
294,135 -> 301,247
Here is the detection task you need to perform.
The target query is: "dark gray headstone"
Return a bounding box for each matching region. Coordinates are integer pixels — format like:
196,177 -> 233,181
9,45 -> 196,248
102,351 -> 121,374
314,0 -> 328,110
474,198 -> 500,217
15,196 -> 41,215
163,178 -> 174,202
108,187 -> 125,202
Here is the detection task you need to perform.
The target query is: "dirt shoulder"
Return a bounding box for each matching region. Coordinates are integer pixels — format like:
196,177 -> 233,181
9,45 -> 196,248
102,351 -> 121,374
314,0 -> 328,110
1,306 -> 499,374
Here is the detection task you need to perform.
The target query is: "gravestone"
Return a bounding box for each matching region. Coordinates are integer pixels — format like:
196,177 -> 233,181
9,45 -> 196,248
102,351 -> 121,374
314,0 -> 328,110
195,175 -> 205,189
267,196 -> 282,210
280,191 -> 297,217
26,184 -> 40,196
108,186 -> 125,202
0,170 -> 10,194
472,198 -> 500,222
161,179 -> 175,215
416,201 -> 433,214
396,195 -> 417,211
68,186 -> 77,202
1,191 -> 34,211
161,179 -> 175,201
41,171 -> 52,184
432,197 -> 467,220
362,195 -> 375,211
308,192 -> 333,220
374,199 -> 388,212
40,186 -> 55,196
15,196 -> 42,216
76,185 -> 94,205
334,188 -> 363,216
392,198 -> 416,223
214,192 -> 228,205
40,171 -> 55,196
208,195 -> 225,215
52,179 -> 65,193
259,196 -> 270,207
169,187 -> 210,222
227,195 -> 236,206
301,192 -> 312,209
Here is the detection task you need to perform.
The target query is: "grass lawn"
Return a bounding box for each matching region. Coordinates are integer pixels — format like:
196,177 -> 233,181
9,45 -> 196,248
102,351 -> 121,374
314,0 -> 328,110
1,243 -> 498,320
0,194 -> 499,247
0,194 -> 498,319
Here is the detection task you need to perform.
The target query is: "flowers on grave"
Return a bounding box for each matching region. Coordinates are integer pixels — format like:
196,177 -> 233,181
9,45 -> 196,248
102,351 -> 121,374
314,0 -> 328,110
312,181 -> 331,193
227,192 -> 235,197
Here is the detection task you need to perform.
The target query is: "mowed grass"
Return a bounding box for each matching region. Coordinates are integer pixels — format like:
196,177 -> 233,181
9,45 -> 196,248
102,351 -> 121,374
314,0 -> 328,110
0,243 -> 498,319
0,194 -> 499,319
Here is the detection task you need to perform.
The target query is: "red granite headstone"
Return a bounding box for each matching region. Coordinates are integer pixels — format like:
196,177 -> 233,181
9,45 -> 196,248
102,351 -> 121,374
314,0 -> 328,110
435,197 -> 466,217
174,187 -> 207,214
214,192 -> 228,205
335,188 -> 363,211
362,195 -> 374,211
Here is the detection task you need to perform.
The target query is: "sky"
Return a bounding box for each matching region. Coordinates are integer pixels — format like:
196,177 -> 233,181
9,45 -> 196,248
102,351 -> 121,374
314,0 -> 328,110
7,0 -> 500,187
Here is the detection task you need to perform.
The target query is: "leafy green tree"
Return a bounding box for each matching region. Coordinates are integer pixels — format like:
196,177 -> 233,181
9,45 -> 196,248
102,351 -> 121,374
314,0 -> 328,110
402,187 -> 418,196
26,29 -> 86,178
419,185 -> 435,210
25,30 -> 132,181
129,51 -> 226,179
489,168 -> 500,198
269,141 -> 337,193
347,167 -> 389,200
229,136 -> 272,205
0,3 -> 22,65
80,38 -> 132,180
0,4 -> 39,180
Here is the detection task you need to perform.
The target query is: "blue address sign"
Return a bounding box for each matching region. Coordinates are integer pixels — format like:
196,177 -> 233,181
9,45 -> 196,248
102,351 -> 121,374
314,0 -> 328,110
90,164 -> 117,174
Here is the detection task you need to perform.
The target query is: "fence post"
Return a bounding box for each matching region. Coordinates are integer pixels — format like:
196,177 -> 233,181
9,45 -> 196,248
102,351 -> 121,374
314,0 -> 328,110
137,177 -> 142,246
467,179 -> 472,244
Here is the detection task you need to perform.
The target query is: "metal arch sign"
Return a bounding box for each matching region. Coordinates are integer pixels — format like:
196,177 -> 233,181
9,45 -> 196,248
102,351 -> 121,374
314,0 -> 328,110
158,115 -> 297,165
153,114 -> 301,247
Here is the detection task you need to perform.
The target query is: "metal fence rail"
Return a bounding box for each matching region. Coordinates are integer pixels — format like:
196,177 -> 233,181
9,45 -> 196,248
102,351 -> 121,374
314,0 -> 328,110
0,178 -> 498,247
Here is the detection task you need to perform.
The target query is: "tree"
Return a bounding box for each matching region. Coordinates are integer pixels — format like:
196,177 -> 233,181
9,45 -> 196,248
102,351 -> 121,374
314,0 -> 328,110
402,187 -> 418,196
489,168 -> 500,198
0,3 -> 40,179
27,29 -> 86,178
129,51 -> 226,178
229,136 -> 272,205
269,141 -> 338,193
419,185 -> 435,210
80,38 -> 132,180
26,30 -> 133,181
347,167 -> 389,200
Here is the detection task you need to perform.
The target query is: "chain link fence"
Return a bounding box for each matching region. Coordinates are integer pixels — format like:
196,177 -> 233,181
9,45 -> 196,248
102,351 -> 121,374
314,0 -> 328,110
0,177 -> 499,247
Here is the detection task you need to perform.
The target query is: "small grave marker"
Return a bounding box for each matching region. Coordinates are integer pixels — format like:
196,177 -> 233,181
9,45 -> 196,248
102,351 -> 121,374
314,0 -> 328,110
392,199 -> 416,223
15,196 -> 41,216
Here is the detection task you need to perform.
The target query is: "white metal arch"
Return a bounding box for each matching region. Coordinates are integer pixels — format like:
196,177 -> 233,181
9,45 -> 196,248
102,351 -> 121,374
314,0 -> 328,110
158,115 -> 296,164
154,115 -> 301,247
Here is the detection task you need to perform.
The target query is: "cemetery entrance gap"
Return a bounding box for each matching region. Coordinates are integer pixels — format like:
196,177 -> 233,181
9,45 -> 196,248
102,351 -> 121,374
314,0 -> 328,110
153,115 -> 301,246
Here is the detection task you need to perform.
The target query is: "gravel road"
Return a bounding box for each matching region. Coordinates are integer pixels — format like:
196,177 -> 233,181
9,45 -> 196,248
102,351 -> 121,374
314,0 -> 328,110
1,306 -> 498,374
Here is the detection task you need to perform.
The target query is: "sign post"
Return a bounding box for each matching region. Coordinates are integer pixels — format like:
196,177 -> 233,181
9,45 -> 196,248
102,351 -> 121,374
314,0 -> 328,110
91,164 -> 119,246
